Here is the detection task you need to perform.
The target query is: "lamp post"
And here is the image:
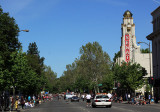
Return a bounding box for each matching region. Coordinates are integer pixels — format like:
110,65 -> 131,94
12,29 -> 29,108
21,29 -> 29,32
137,41 -> 152,96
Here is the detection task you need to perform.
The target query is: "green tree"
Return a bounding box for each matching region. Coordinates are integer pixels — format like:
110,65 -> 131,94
79,42 -> 112,93
102,73 -> 114,92
8,49 -> 41,96
0,6 -> 21,91
26,42 -> 46,94
57,42 -> 112,93
27,42 -> 45,76
44,65 -> 57,93
0,56 -> 5,91
113,62 -> 145,92
141,48 -> 150,53
113,51 -> 120,63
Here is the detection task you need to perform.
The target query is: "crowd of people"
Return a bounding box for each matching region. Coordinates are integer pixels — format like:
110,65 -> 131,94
112,93 -> 153,105
1,92 -> 154,111
0,94 -> 54,111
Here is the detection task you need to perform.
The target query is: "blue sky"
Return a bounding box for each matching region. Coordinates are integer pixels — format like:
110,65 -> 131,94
0,0 -> 159,77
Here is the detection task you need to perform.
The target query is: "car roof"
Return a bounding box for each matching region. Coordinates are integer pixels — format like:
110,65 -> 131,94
95,95 -> 109,98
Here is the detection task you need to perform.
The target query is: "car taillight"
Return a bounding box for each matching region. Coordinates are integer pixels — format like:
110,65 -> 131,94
108,99 -> 111,102
95,100 -> 100,102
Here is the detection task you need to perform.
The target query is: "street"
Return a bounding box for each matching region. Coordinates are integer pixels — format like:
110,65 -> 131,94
21,98 -> 160,112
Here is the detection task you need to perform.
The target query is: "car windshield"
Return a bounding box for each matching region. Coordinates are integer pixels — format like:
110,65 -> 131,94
96,95 -> 108,99
72,96 -> 78,98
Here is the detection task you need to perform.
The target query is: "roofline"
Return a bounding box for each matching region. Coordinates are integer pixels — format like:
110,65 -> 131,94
146,30 -> 160,40
151,6 -> 160,16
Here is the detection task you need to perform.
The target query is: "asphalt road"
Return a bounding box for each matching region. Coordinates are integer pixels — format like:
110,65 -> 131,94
21,98 -> 160,112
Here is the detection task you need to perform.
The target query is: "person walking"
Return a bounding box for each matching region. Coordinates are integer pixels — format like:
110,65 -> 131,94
82,94 -> 85,101
107,93 -> 112,99
15,98 -> 18,111
148,94 -> 151,104
21,96 -> 25,109
11,96 -> 14,111
128,93 -> 131,103
28,96 -> 31,102
85,93 -> 92,107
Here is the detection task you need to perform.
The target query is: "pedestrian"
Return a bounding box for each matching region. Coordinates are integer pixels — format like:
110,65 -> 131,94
119,96 -> 123,103
21,96 -> 25,109
148,94 -> 151,104
11,96 -> 14,111
107,93 -> 112,99
66,96 -> 69,104
85,93 -> 92,107
82,94 -> 85,101
15,98 -> 18,111
131,96 -> 135,105
28,96 -> 31,102
128,93 -> 131,103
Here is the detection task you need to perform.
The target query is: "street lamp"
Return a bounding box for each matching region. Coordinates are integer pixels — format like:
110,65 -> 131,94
137,41 -> 152,96
21,29 -> 29,32
12,29 -> 29,107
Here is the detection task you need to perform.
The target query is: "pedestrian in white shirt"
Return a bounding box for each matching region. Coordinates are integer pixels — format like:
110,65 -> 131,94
107,93 -> 112,99
86,93 -> 92,107
82,94 -> 85,101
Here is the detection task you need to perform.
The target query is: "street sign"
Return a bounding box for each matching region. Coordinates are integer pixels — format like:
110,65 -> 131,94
113,87 -> 117,89
98,84 -> 102,86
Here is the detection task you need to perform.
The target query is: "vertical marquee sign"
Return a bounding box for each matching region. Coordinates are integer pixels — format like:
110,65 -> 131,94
125,34 -> 130,63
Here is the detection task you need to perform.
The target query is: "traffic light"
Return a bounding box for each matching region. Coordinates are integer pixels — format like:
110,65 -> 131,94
148,77 -> 154,85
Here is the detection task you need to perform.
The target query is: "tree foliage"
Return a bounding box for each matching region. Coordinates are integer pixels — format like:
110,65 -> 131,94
0,6 -> 21,91
141,48 -> 150,53
0,6 -> 58,96
113,62 -> 145,91
113,51 -> 120,63
43,65 -> 57,93
26,42 -> 45,76
58,42 -> 113,93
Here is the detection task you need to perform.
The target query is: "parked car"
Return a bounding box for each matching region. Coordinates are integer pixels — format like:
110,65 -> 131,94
92,94 -> 112,108
71,96 -> 79,102
65,93 -> 75,99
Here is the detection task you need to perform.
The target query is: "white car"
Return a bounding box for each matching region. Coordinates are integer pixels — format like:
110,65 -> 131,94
92,94 -> 112,108
65,93 -> 75,99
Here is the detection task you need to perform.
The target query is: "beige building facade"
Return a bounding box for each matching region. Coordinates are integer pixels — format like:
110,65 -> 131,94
117,10 -> 153,94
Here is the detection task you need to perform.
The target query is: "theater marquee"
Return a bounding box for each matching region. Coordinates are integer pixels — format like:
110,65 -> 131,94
125,34 -> 130,62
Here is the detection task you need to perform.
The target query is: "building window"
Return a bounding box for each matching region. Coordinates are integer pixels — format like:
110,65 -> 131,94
127,28 -> 131,32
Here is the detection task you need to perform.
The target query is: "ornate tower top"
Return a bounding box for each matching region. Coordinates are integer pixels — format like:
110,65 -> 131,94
123,10 -> 133,18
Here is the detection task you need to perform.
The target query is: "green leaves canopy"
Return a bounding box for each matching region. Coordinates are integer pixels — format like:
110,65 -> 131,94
0,7 -> 21,91
113,62 -> 144,91
58,42 -> 113,93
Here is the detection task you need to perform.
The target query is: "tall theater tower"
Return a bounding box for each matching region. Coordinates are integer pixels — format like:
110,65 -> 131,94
117,10 -> 141,64
117,10 -> 153,94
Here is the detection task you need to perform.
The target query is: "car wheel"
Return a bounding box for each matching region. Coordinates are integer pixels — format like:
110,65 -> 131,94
92,105 -> 96,108
107,105 -> 112,108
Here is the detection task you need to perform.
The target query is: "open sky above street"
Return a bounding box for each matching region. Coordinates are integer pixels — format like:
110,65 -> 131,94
0,0 -> 159,77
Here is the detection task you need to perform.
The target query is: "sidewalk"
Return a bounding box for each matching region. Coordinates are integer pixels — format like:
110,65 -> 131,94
120,101 -> 160,106
4,103 -> 38,112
